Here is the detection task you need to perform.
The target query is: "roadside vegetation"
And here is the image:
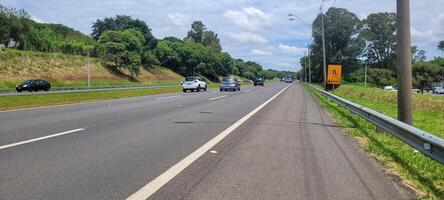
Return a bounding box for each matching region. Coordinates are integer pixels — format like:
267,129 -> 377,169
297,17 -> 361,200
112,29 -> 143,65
0,5 -> 294,90
0,87 -> 182,110
0,49 -> 183,89
297,8 -> 443,91
305,84 -> 444,200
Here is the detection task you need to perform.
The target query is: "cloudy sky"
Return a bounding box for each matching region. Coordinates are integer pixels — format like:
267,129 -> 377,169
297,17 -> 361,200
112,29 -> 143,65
2,0 -> 444,71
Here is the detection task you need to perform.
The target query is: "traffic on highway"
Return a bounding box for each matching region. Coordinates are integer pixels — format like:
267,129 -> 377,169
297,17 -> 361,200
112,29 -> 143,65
1,0 -> 443,200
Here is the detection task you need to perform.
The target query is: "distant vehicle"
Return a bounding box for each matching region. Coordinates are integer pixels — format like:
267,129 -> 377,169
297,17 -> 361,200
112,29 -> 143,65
285,77 -> 293,83
383,86 -> 397,91
280,78 -> 286,82
254,78 -> 264,86
433,87 -> 444,94
16,79 -> 51,92
181,76 -> 207,92
220,77 -> 240,91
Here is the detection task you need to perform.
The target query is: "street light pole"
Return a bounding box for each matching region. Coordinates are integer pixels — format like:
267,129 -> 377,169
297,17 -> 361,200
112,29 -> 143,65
87,50 -> 91,87
308,42 -> 312,83
320,11 -> 327,90
396,0 -> 413,125
364,63 -> 367,88
304,52 -> 307,82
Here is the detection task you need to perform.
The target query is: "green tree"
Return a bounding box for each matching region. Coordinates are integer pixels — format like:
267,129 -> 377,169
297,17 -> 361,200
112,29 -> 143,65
439,41 -> 444,52
412,46 -> 426,63
361,12 -> 397,70
185,21 -> 206,43
202,31 -> 222,52
311,7 -> 364,82
367,68 -> 396,87
97,29 -> 144,77
92,15 -> 156,49
413,62 -> 441,93
185,21 -> 222,52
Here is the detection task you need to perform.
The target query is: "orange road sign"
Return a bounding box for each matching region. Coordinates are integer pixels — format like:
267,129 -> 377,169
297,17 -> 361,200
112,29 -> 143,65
327,64 -> 342,85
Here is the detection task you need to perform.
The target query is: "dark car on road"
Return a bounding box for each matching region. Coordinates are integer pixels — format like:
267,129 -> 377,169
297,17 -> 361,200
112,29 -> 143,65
16,79 -> 51,92
254,78 -> 264,86
220,77 -> 240,91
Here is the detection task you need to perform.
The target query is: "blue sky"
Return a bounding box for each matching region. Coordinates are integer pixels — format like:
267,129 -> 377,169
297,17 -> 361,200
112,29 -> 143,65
2,0 -> 444,72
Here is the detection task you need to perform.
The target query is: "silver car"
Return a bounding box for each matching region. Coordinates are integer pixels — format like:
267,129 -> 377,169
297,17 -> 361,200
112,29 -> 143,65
433,87 -> 444,94
220,77 -> 240,92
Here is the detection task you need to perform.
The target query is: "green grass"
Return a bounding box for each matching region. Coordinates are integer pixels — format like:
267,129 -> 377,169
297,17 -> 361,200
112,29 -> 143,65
333,85 -> 444,139
0,49 -> 183,89
305,84 -> 444,200
0,87 -> 182,111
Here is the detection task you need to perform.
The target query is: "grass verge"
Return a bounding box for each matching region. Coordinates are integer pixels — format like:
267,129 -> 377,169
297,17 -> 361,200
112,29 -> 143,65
0,86 -> 182,111
304,84 -> 444,200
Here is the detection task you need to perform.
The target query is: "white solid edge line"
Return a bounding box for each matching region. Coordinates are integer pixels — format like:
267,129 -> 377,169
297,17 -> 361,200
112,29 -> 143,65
126,84 -> 292,200
0,128 -> 85,150
208,95 -> 227,101
156,95 -> 181,100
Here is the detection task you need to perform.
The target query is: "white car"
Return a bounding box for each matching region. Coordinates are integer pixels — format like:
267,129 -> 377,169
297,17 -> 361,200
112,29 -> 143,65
182,76 -> 207,92
384,86 -> 397,91
433,87 -> 444,94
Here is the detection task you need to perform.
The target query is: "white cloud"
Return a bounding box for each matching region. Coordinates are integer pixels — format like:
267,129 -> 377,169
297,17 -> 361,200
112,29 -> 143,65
225,32 -> 268,43
168,13 -> 191,26
251,49 -> 272,56
223,7 -> 274,31
278,44 -> 305,55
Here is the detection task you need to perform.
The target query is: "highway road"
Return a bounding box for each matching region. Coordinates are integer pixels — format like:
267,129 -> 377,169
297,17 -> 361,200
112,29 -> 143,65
0,82 -> 411,200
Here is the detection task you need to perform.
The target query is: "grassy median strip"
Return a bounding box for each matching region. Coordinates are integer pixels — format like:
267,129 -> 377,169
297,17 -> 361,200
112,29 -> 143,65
0,86 -> 182,111
305,84 -> 444,200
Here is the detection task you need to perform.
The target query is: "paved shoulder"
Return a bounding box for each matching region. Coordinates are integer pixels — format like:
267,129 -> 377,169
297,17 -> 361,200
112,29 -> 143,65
150,83 -> 412,200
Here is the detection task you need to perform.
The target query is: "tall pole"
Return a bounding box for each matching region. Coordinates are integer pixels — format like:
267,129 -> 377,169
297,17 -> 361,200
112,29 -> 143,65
364,63 -> 367,88
87,50 -> 91,87
308,42 -> 312,83
304,52 -> 307,82
396,0 -> 413,125
321,11 -> 327,90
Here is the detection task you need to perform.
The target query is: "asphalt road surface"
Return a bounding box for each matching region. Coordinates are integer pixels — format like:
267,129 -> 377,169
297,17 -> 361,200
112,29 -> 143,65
0,82 -> 411,200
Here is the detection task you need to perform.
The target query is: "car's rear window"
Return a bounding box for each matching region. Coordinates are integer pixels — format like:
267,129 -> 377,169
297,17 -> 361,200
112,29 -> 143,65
185,77 -> 196,81
223,78 -> 234,82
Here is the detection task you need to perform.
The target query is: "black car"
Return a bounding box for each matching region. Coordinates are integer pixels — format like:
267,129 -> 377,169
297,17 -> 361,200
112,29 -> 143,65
220,77 -> 240,91
16,79 -> 51,92
254,78 -> 264,86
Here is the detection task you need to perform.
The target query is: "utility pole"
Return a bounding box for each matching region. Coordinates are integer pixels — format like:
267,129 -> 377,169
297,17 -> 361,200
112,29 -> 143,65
320,10 -> 327,90
308,42 -> 312,83
364,63 -> 367,88
304,52 -> 308,82
396,0 -> 413,125
87,50 -> 91,87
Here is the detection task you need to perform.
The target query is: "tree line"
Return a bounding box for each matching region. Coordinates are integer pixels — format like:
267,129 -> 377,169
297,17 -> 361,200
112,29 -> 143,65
0,5 -> 94,55
301,7 -> 444,90
1,4 -> 293,81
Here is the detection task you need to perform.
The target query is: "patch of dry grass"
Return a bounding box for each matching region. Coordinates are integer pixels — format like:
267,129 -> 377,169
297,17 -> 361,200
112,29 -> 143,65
0,49 -> 183,88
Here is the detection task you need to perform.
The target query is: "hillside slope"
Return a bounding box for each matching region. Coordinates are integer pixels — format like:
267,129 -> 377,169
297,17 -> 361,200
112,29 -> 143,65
0,49 -> 183,89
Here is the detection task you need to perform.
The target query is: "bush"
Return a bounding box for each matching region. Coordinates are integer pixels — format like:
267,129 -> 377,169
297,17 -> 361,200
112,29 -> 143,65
367,68 -> 396,87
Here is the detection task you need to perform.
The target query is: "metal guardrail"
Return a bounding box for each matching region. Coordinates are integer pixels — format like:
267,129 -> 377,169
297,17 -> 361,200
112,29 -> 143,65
0,83 -> 179,93
307,84 -> 444,164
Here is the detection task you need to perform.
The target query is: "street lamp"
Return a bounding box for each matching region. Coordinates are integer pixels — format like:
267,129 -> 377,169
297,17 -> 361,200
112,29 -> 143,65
288,13 -> 327,88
